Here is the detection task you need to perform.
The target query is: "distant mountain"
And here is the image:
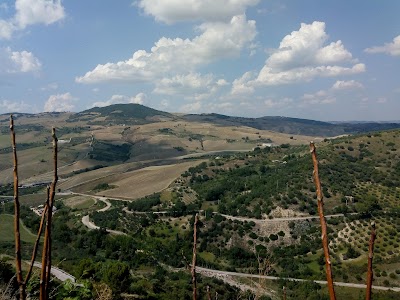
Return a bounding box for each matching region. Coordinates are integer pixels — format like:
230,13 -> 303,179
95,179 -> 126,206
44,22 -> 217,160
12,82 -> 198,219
183,113 -> 400,136
68,103 -> 174,125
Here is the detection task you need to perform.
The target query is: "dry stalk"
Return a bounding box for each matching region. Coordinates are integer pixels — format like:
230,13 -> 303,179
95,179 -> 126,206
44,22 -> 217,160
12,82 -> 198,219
366,222 -> 376,300
310,142 -> 336,300
24,187 -> 50,285
282,286 -> 286,300
192,213 -> 198,300
206,285 -> 211,300
40,128 -> 58,300
9,115 -> 25,299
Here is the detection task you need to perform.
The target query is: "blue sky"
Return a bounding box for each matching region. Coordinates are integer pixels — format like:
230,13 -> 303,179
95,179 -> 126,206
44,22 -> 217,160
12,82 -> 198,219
0,0 -> 400,121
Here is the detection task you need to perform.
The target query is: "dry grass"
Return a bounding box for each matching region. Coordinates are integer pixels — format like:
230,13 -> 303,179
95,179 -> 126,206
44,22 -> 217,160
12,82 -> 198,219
63,195 -> 95,209
97,160 -> 207,199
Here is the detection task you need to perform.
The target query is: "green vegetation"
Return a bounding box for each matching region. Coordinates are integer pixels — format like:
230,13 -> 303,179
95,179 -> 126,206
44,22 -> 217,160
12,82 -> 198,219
89,141 -> 131,162
0,214 -> 37,243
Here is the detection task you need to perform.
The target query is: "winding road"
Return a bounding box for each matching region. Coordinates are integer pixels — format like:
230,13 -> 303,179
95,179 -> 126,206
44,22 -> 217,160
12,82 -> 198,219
33,262 -> 76,282
196,266 -> 400,292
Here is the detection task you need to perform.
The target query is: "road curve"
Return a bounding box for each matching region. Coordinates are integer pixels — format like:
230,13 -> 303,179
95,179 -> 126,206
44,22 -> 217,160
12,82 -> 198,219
33,262 -> 76,282
196,267 -> 400,292
81,215 -> 127,235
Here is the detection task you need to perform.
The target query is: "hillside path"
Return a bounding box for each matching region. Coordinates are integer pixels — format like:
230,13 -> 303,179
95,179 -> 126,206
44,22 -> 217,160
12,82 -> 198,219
217,213 -> 358,223
196,266 -> 400,292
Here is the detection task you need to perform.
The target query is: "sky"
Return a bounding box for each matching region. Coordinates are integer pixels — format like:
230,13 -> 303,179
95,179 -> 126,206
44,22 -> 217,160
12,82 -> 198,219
0,0 -> 400,121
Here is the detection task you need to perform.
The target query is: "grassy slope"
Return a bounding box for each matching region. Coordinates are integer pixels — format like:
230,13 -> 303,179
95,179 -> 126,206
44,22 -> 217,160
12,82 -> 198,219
0,214 -> 36,243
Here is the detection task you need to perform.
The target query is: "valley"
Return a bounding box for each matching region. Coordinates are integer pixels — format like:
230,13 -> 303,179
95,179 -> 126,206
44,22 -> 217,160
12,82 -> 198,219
1,104 -> 400,299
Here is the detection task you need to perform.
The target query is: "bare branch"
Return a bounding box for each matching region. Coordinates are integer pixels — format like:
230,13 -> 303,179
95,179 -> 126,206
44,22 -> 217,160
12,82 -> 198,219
40,127 -> 58,300
24,187 -> 50,284
310,142 -> 336,300
10,115 -> 26,299
192,213 -> 198,300
366,222 -> 377,300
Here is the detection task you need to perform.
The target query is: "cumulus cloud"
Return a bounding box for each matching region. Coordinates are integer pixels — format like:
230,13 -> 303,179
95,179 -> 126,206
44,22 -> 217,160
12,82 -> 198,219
76,15 -> 256,83
44,92 -> 77,112
0,0 -> 65,39
254,22 -> 364,85
332,80 -> 363,90
137,0 -> 259,23
153,73 -> 227,102
0,47 -> 41,73
91,93 -> 147,108
230,21 -> 365,93
231,71 -> 255,96
365,35 -> 400,56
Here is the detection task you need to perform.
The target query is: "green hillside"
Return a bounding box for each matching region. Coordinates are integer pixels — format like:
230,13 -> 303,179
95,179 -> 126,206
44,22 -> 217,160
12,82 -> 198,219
68,103 -> 174,125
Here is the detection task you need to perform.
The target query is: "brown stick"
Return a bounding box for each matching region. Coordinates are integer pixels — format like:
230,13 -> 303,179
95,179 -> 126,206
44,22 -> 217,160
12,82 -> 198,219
10,115 -> 26,299
24,187 -> 50,284
192,213 -> 198,300
283,286 -> 286,300
310,142 -> 336,300
366,222 -> 376,300
40,128 -> 58,300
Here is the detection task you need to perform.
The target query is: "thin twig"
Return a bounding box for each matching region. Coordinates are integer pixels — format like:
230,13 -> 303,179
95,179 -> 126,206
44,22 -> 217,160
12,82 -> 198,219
366,222 -> 376,300
310,142 -> 336,300
192,213 -> 198,300
10,115 -> 25,299
40,127 -> 58,300
24,187 -> 50,284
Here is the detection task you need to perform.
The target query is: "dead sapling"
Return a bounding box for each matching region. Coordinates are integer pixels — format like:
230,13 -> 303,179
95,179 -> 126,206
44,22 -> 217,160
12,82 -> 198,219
192,213 -> 199,300
9,114 -> 25,299
366,222 -> 377,300
40,127 -> 58,300
310,142 -> 336,300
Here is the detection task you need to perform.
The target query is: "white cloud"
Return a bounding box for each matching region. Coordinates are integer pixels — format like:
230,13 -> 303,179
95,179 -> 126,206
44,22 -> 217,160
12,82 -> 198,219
231,71 -> 255,96
256,64 -> 365,86
15,0 -> 65,29
0,20 -> 15,39
180,101 -> 202,113
365,35 -> 400,56
264,22 -> 353,71
0,99 -> 33,113
76,15 -> 256,83
264,97 -> 293,108
0,0 -> 65,39
302,90 -> 336,105
44,93 -> 77,112
153,73 -> 227,102
332,80 -> 363,90
0,47 -> 41,73
91,93 -> 147,108
232,21 -> 365,88
10,49 -> 42,72
137,0 -> 259,23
